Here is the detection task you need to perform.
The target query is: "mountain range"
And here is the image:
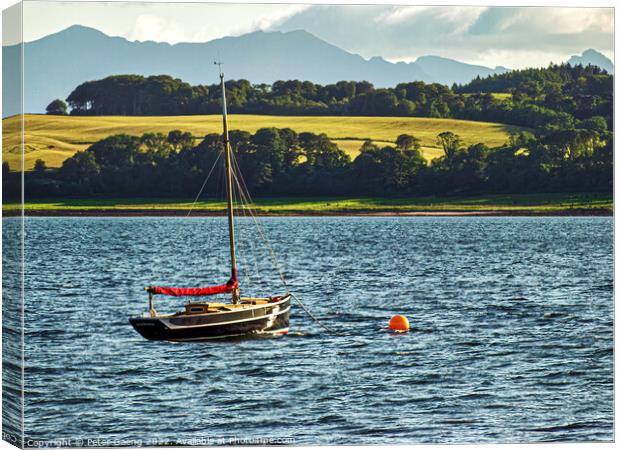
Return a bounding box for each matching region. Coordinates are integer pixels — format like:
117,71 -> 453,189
2,25 -> 614,117
568,49 -> 614,75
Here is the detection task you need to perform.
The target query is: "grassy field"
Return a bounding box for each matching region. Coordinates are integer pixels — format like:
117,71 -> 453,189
462,92 -> 512,101
3,193 -> 611,215
3,114 -> 525,170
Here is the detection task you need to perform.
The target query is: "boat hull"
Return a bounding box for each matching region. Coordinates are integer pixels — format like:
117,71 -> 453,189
129,295 -> 291,342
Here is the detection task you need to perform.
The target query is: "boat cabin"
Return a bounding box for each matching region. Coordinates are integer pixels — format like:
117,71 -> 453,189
185,303 -> 211,314
181,298 -> 277,315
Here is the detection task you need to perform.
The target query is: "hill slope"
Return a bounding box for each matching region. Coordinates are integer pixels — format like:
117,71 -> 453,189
2,114 -> 524,170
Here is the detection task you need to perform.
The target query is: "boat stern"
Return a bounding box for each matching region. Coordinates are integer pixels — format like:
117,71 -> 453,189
129,316 -> 171,341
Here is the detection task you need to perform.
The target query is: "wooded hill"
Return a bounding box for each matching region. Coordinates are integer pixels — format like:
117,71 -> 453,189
60,64 -> 612,132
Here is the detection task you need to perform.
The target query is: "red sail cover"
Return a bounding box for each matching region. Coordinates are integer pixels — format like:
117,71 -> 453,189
148,272 -> 238,297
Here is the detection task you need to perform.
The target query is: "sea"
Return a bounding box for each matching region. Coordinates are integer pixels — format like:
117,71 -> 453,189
2,216 -> 614,445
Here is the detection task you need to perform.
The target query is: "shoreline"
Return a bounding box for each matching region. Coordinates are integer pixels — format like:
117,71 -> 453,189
3,208 -> 612,217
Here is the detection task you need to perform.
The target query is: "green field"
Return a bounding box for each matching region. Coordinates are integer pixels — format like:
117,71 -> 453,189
3,114 -> 525,170
3,193 -> 611,215
462,92 -> 512,101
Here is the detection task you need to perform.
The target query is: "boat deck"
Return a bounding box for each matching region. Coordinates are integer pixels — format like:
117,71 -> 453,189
153,296 -> 287,318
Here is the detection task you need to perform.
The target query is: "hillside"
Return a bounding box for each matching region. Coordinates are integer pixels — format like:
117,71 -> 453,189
2,114 -> 524,170
2,25 -> 511,116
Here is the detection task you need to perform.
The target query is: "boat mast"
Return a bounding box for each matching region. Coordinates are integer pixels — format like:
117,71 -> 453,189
217,62 -> 239,303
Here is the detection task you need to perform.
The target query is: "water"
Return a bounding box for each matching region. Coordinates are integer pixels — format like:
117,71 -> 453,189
3,216 -> 614,445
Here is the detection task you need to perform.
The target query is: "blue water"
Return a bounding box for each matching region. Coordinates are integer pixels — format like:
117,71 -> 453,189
4,217 -> 614,445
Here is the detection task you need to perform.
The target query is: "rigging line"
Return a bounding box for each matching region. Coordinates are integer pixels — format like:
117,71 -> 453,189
186,150 -> 223,218
233,191 -> 283,286
228,155 -> 284,283
230,152 -> 345,337
208,150 -> 225,273
242,202 -> 264,289
232,165 -> 287,289
232,169 -> 265,290
229,157 -> 264,283
232,172 -> 253,291
197,151 -> 224,273
290,293 -> 348,336
238,176 -> 258,292
231,156 -> 259,293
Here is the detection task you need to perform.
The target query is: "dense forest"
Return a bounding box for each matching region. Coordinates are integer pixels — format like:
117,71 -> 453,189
60,64 -> 613,132
5,124 -> 611,200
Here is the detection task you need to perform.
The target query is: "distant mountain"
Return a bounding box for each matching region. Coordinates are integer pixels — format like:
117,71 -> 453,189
414,56 -> 509,86
3,25 -> 512,116
568,49 -> 614,74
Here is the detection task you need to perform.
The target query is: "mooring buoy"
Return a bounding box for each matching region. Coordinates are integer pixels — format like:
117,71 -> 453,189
388,315 -> 410,332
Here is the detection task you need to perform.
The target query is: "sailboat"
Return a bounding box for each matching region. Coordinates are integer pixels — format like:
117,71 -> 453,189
129,68 -> 292,342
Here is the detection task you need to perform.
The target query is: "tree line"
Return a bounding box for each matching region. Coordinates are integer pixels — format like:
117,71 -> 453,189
6,124 -> 611,201
53,63 -> 612,132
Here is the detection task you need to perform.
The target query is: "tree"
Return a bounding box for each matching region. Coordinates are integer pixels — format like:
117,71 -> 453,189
437,131 -> 464,159
300,133 -> 350,170
251,128 -> 288,179
458,143 -> 490,191
359,140 -> 380,153
46,99 -> 68,115
395,134 -> 421,151
139,133 -> 174,160
352,144 -> 425,195
543,128 -> 600,161
578,116 -> 608,133
2,162 -> 21,200
60,151 -> 100,184
33,159 -> 47,175
167,130 -> 195,152
87,134 -> 141,168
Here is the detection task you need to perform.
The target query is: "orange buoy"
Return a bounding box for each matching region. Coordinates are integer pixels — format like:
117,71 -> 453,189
388,315 -> 410,332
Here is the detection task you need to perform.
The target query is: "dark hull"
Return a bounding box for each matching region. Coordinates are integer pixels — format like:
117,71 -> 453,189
129,295 -> 291,342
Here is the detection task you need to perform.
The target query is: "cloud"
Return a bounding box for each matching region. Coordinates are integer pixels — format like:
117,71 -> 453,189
376,6 -> 487,34
270,5 -> 614,69
375,6 -> 433,25
128,14 -> 187,44
20,2 -> 614,70
515,8 -> 613,35
227,4 -> 311,37
125,4 -> 310,45
469,7 -> 613,36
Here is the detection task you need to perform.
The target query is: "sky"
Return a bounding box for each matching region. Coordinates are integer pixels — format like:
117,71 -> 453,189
9,1 -> 615,69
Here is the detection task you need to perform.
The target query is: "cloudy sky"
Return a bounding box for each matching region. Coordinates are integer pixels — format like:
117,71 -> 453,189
15,1 -> 615,69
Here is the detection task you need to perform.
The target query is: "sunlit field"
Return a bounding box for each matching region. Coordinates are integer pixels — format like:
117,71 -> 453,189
3,114 -> 525,170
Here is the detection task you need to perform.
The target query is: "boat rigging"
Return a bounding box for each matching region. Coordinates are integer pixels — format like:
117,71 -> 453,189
129,65 -> 292,341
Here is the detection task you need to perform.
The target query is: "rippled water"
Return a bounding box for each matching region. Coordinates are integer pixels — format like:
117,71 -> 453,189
4,217 -> 614,444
